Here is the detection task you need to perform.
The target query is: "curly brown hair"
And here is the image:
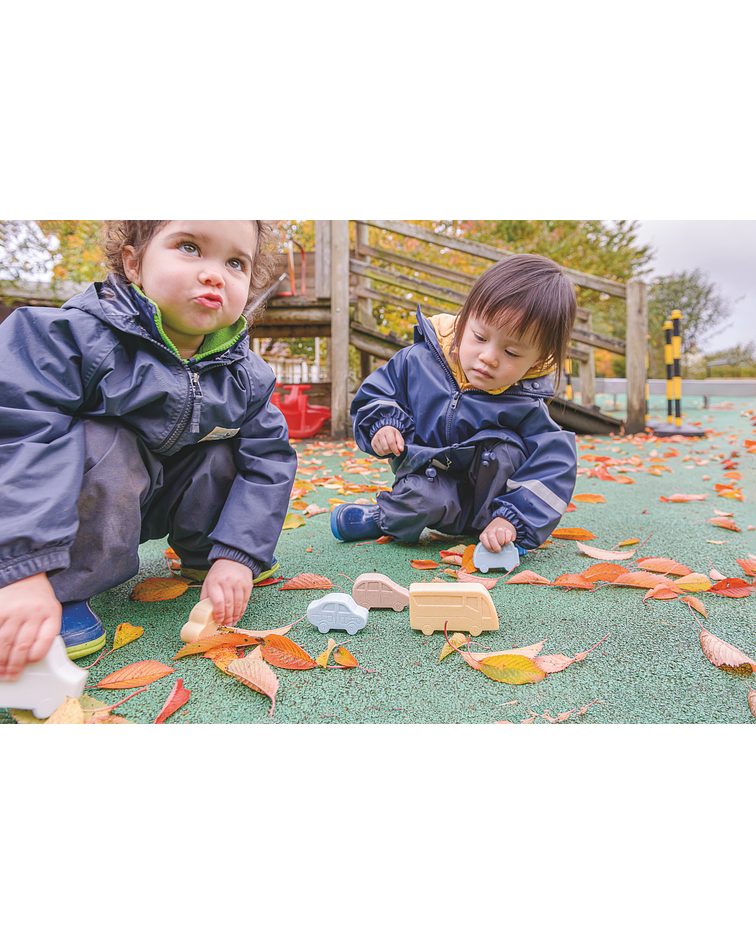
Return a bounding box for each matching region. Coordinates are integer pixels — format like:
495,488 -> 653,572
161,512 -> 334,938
100,220 -> 279,318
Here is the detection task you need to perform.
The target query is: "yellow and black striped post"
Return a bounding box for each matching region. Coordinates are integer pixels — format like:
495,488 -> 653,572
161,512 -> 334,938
564,357 -> 573,401
671,309 -> 682,428
664,319 -> 674,423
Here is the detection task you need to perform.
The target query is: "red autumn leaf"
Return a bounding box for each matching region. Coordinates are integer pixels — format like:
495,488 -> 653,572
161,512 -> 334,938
260,634 -> 318,670
505,570 -> 551,585
173,632 -> 265,659
410,559 -> 440,570
551,573 -> 596,590
254,577 -> 284,587
333,646 -> 359,668
225,656 -> 279,715
565,502 -> 578,512
280,573 -> 334,589
130,577 -> 190,601
580,563 -> 631,582
699,628 -> 756,674
96,660 -> 175,689
154,679 -> 190,724
708,578 -> 753,598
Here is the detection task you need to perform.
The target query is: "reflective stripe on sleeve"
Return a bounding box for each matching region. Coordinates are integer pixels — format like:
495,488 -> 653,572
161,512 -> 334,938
506,478 -> 568,515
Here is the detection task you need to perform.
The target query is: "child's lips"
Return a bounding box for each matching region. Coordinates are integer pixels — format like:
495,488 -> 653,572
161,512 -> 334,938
195,295 -> 223,309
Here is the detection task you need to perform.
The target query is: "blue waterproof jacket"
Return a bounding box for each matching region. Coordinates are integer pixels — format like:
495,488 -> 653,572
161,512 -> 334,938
350,308 -> 577,549
0,274 -> 297,587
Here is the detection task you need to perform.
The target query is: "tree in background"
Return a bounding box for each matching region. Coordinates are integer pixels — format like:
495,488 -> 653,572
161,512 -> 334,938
0,220 -> 54,281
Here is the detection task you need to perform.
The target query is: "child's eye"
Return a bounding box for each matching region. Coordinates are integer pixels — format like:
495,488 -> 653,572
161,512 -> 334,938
227,258 -> 246,271
505,350 -> 520,358
474,333 -> 486,342
179,241 -> 199,256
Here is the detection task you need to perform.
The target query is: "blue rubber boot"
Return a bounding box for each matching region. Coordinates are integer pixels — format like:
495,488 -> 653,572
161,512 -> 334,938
60,600 -> 106,661
331,504 -> 383,542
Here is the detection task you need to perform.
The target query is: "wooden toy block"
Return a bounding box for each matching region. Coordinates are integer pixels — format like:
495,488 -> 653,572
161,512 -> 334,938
472,541 -> 520,574
307,593 -> 369,635
180,598 -> 220,643
352,573 -> 409,611
409,582 -> 498,636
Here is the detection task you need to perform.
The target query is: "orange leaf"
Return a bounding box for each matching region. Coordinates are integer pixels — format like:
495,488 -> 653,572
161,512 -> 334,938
226,656 -> 279,715
375,535 -> 394,544
505,570 -> 551,585
749,687 -> 756,720
551,573 -> 596,590
644,584 -> 680,600
113,622 -> 144,650
551,528 -> 596,540
96,660 -> 175,689
708,517 -> 741,531
723,471 -> 743,480
455,570 -> 498,589
613,475 -> 636,484
461,544 -> 477,573
130,577 -> 190,601
204,645 -> 240,671
410,559 -> 440,570
173,632 -> 265,659
663,493 -> 709,502
635,557 -> 692,576
580,563 -> 630,582
333,646 -> 359,668
708,578 -> 753,598
618,538 -> 640,547
260,634 -> 318,670
572,493 -> 607,503
280,573 -> 334,589
154,679 -> 190,723
612,572 -> 677,589
699,628 -> 756,674
738,559 -> 756,577
681,595 -> 707,617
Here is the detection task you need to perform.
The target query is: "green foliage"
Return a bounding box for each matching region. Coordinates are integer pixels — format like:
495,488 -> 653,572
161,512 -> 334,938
705,342 -> 756,378
0,220 -> 54,282
36,220 -> 107,283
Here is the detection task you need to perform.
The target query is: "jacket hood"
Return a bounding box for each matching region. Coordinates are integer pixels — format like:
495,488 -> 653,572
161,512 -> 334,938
62,273 -> 249,363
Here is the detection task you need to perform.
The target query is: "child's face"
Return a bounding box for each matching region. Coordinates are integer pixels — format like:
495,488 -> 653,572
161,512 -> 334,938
457,315 -> 544,391
122,220 -> 256,358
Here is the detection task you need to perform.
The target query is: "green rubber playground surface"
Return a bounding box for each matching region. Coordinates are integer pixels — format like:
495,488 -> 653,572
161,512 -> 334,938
2,393 -> 755,725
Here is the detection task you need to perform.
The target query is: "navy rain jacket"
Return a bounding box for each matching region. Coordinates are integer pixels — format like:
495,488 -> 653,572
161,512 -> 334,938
350,308 -> 577,549
0,274 -> 297,587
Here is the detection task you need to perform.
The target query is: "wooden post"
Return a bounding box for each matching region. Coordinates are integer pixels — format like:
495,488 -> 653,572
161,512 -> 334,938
355,221 -> 376,380
330,220 -> 351,439
625,278 -> 648,434
315,221 -> 331,299
576,309 -> 596,408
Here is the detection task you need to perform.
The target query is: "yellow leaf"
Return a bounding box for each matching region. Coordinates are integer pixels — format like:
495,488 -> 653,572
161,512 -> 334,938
113,622 -> 144,650
282,513 -> 306,530
44,697 -> 85,724
439,633 -> 468,662
673,573 -> 711,592
478,653 -> 546,685
618,538 -> 640,547
130,577 -> 190,601
316,638 -> 337,667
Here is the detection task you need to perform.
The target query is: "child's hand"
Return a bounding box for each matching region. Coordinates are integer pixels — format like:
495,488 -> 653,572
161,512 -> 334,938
371,426 -> 405,457
201,559 -> 254,627
0,573 -> 62,681
479,517 -> 517,553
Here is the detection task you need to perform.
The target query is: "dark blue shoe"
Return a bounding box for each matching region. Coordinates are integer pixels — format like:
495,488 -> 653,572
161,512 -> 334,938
60,601 -> 106,661
331,503 -> 383,542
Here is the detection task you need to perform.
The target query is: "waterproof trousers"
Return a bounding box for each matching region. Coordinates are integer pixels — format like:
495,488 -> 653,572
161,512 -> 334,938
375,440 -> 527,543
48,419 -> 237,602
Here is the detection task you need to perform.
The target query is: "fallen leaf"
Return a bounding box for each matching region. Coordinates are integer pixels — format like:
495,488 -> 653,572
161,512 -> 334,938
709,568 -> 727,581
618,538 -> 640,547
468,639 -> 547,662
551,573 -> 596,590
576,542 -> 635,561
316,638 -> 337,667
205,645 -> 240,672
410,559 -> 440,570
96,660 -> 175,689
532,633 -> 609,673
334,646 -> 359,668
681,595 -> 707,617
708,578 -> 753,598
226,656 -> 279,715
611,572 -> 677,589
551,528 -> 596,540
173,632 -> 265,659
505,570 -> 551,585
303,504 -> 329,517
573,494 -> 607,503
699,628 -> 756,674
478,653 -> 546,685
439,632 -> 469,662
461,544 -> 477,573
663,493 -> 709,502
113,622 -> 144,650
673,573 -> 712,593
708,517 -> 741,532
280,573 -> 334,590
44,696 -> 85,724
580,563 -> 631,582
260,634 -> 318,670
130,577 -> 190,601
749,687 -> 756,721
644,583 -> 681,600
154,679 -> 190,723
635,557 -> 692,576
539,700 -> 604,723
455,570 -> 498,589
282,513 -> 306,529
736,559 -> 756,577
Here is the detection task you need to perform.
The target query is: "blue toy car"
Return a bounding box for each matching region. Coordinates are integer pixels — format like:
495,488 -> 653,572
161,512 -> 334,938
472,542 -> 520,574
306,593 -> 369,635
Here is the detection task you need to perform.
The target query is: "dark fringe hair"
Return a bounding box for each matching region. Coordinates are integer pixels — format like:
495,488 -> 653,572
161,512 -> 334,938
100,220 -> 279,320
451,254 -> 577,377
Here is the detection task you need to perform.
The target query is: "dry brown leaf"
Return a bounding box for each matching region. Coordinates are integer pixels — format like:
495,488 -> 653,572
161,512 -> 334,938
226,656 -> 279,715
280,573 -> 334,590
699,628 -> 756,674
576,542 -> 635,561
681,595 -> 707,617
44,696 -> 85,724
130,577 -> 190,601
113,622 -> 144,650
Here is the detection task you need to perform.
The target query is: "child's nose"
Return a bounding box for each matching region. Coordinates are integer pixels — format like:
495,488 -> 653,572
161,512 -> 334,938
200,262 -> 225,287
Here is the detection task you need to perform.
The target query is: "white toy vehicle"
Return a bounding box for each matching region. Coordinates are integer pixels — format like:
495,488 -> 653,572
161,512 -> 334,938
0,636 -> 88,719
307,593 -> 369,635
472,541 -> 520,574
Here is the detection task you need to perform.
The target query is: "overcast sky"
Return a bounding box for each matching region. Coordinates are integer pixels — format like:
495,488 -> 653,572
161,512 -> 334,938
634,220 -> 755,353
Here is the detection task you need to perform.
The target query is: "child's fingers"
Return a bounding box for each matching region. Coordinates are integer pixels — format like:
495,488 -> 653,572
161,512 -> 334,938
1,618 -> 36,681
26,616 -> 64,665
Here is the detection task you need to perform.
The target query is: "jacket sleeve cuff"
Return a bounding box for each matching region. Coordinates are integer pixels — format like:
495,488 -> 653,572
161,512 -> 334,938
491,506 -> 535,549
0,549 -> 71,590
209,544 -> 265,578
368,414 -> 411,440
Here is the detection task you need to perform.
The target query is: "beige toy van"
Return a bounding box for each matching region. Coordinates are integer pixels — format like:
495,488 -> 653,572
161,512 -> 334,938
353,573 -> 409,611
409,582 -> 498,636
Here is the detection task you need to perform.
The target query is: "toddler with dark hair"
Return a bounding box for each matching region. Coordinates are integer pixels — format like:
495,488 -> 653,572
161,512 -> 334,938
332,253 -> 578,552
